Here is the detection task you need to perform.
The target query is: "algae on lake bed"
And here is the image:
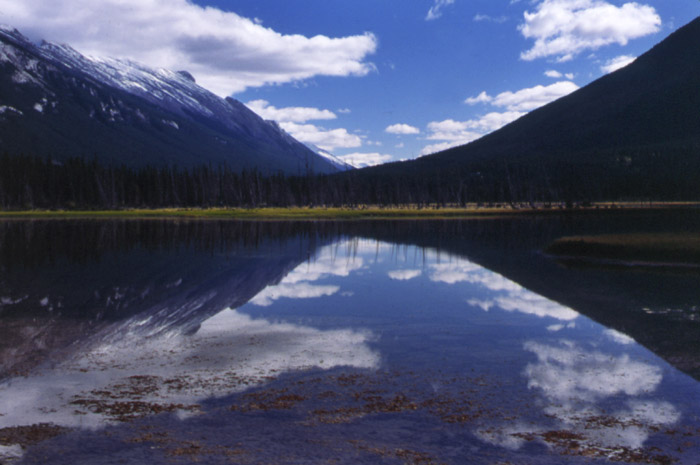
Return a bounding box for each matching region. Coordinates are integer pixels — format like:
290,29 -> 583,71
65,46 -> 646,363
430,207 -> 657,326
546,233 -> 700,266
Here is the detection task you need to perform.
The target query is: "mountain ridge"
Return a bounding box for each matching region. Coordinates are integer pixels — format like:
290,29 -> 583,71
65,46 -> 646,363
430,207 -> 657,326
0,25 -> 341,174
430,16 -> 700,165
354,16 -> 700,201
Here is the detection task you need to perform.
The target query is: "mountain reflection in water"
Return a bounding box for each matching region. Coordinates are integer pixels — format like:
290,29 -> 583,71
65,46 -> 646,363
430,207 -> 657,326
0,308 -> 379,429
0,218 -> 699,464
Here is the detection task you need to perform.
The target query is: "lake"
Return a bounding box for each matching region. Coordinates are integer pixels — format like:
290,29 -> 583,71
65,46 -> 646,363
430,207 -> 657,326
1,213 -> 699,464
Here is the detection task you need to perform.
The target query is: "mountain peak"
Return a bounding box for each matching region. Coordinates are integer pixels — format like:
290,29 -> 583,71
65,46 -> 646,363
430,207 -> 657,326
176,70 -> 196,83
303,142 -> 354,171
0,25 -> 33,45
0,25 -> 341,174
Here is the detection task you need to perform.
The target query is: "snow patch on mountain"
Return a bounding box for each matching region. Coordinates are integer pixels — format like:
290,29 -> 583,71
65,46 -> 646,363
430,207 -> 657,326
304,143 -> 354,171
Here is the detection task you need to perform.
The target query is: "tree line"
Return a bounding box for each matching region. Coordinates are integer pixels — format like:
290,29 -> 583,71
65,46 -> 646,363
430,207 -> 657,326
0,150 -> 698,210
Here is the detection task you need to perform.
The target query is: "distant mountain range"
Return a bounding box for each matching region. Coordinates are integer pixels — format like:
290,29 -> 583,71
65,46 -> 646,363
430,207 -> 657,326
360,16 -> 700,201
0,26 -> 346,174
3,15 -> 700,203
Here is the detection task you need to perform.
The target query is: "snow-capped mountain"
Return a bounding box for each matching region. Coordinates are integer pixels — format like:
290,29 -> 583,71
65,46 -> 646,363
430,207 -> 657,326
0,25 -> 340,173
303,142 -> 354,171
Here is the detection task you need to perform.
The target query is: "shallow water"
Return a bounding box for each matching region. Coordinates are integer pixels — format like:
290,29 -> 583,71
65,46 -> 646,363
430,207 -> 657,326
1,216 -> 699,464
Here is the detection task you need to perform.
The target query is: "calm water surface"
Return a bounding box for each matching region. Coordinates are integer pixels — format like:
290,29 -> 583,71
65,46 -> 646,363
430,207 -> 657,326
0,215 -> 699,464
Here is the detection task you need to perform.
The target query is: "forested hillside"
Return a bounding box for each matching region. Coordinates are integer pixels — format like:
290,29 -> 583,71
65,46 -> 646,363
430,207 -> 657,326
3,18 -> 700,208
1,153 -> 698,210
0,26 -> 341,174
355,16 -> 700,204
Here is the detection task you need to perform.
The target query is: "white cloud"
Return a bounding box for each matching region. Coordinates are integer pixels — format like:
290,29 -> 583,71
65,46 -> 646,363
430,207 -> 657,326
385,123 -> 420,135
483,338 -> 680,456
525,340 -> 663,402
246,100 -> 336,123
427,258 -> 579,321
251,243 -> 365,305
489,81 -> 579,111
429,263 -> 524,291
0,0 -> 378,96
426,120 -> 483,143
0,308 -> 379,431
429,262 -> 481,284
465,91 -> 493,105
471,111 -> 528,131
490,292 -> 579,320
250,283 -> 340,306
428,80 -> 575,156
519,0 -> 661,62
469,294 -> 579,321
466,81 -> 577,111
422,110 -> 524,155
420,141 -> 464,156
426,120 -> 477,142
337,152 -> 393,168
544,70 -> 575,79
426,0 -> 455,21
388,269 -> 422,281
279,122 -> 362,152
600,54 -> 636,73
604,328 -> 636,345
474,14 -> 508,23
282,254 -> 364,284
427,112 -> 525,139
337,108 -> 352,114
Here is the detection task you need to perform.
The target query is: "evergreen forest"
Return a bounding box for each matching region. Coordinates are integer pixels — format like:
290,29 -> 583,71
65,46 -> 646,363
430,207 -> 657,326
1,151 -> 698,210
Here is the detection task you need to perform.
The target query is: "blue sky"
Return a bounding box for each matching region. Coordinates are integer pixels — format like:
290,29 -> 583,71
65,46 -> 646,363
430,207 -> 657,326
1,0 -> 698,167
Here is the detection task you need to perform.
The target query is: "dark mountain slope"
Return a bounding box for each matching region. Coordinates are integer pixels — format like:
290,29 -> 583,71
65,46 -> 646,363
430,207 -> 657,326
0,26 -> 340,173
359,17 -> 700,201
444,16 -> 700,162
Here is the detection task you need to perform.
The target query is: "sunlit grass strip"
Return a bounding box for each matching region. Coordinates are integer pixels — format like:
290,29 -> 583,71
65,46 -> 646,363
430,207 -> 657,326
546,233 -> 700,265
0,202 -> 699,220
0,207 -> 521,220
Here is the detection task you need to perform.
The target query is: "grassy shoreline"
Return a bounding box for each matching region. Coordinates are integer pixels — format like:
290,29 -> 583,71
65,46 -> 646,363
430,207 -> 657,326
546,232 -> 700,266
0,202 -> 698,220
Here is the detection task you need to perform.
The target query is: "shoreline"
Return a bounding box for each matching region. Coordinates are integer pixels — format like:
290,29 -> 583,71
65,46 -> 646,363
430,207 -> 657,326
0,202 -> 698,220
546,232 -> 700,267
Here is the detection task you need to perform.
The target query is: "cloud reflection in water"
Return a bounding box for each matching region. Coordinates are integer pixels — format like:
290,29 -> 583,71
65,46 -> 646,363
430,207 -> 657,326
387,269 -> 422,281
525,340 -> 662,402
604,328 -> 636,345
479,339 -> 679,454
1,235 -> 693,463
400,251 -> 681,455
421,254 -> 579,321
0,308 -> 379,431
250,282 -> 340,307
251,241 -> 365,306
